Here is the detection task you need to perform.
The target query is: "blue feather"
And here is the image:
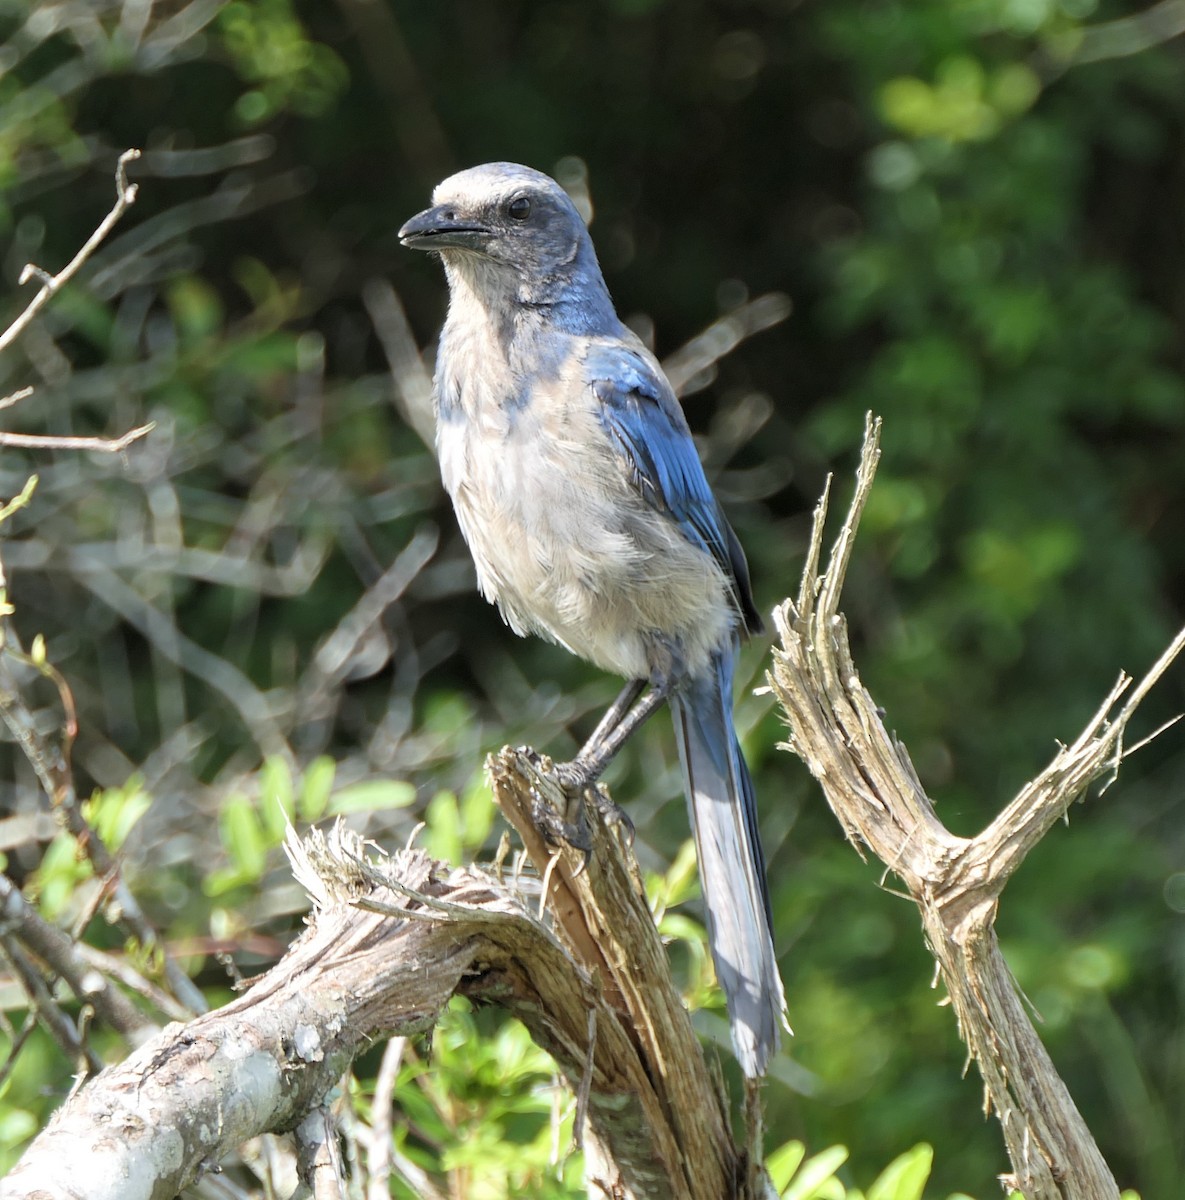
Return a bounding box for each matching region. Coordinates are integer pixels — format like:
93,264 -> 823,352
587,344 -> 762,634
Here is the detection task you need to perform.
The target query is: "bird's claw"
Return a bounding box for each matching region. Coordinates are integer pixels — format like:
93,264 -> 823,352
524,752 -> 631,867
529,792 -> 593,867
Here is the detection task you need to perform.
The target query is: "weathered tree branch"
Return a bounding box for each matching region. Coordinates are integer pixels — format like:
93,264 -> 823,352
490,748 -> 762,1200
768,413 -> 1184,1200
2,758 -> 763,1200
0,873 -> 150,1040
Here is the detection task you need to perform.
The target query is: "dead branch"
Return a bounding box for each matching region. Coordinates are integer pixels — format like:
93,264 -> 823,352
490,748 -> 759,1200
0,933 -> 104,1077
0,650 -> 208,1018
767,414 -> 1184,1200
363,277 -> 437,448
0,148 -> 154,458
1069,0 -> 1185,65
2,779 -> 762,1200
10,401 -> 1167,1198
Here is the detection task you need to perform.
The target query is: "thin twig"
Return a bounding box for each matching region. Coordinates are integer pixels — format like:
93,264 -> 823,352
365,1037 -> 405,1200
75,943 -> 191,1023
662,292 -> 793,396
76,563 -> 289,762
0,386 -> 33,411
972,625 -> 1185,891
0,475 -> 39,526
0,1013 -> 38,1091
297,525 -> 438,723
572,1006 -> 597,1152
817,412 -> 880,621
0,423 -> 155,453
0,655 -> 207,1017
1071,0 -> 1185,64
0,872 -> 150,1038
0,935 -> 103,1075
0,150 -> 141,356
363,278 -> 436,448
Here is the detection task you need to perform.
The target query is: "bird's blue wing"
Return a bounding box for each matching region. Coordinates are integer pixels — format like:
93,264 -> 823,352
587,343 -> 763,633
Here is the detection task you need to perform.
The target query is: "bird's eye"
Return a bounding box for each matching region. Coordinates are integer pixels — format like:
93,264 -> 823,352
507,196 -> 532,222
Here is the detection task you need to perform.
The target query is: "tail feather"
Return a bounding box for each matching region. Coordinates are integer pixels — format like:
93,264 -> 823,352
669,648 -> 787,1078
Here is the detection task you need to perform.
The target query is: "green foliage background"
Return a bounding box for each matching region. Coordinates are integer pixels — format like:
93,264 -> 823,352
0,1 -> 1183,1196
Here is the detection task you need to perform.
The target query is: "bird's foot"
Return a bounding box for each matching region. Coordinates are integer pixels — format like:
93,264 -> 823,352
550,756 -> 597,793
529,797 -> 594,864
552,758 -> 635,853
523,750 -> 634,867
518,748 -> 593,864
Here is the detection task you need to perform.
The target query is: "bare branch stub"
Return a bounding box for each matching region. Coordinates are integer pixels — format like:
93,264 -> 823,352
488,747 -> 766,1200
767,413 -> 1181,1200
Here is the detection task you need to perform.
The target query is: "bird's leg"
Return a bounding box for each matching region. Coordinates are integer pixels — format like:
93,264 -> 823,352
538,640 -> 680,858
555,681 -> 668,792
529,683 -> 651,857
546,677 -> 669,850
577,678 -> 646,759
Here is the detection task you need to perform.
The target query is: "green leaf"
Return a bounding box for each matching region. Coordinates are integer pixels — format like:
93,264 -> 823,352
203,866 -> 253,897
867,1143 -> 932,1200
219,795 -> 268,880
167,275 -> 224,341
258,756 -> 295,840
782,1145 -> 849,1200
0,1106 -> 37,1161
656,911 -> 708,945
30,836 -> 92,921
327,780 -> 416,815
458,774 -> 494,852
83,779 -> 151,851
424,790 -> 461,864
299,756 -> 335,822
766,1140 -> 808,1191
647,838 -> 700,912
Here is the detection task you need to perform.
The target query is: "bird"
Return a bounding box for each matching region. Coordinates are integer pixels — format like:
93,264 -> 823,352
399,162 -> 787,1077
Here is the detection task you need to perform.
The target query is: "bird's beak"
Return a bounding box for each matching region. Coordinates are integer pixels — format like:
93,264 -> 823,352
398,206 -> 490,251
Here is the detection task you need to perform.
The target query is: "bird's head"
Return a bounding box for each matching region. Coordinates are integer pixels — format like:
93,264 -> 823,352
399,162 -> 600,300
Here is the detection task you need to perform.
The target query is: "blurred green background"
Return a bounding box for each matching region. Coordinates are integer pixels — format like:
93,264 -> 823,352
0,1 -> 1182,1196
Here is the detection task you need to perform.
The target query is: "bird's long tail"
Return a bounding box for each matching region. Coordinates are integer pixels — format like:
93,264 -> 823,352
669,645 -> 787,1078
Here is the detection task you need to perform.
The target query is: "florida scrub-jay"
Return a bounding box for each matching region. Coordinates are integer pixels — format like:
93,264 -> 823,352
399,162 -> 787,1077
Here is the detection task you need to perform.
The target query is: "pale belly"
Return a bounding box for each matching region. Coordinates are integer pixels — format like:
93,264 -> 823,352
436,403 -> 734,682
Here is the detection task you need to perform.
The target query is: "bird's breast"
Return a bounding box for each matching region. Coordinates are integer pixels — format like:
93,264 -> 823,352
435,338 -> 733,680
